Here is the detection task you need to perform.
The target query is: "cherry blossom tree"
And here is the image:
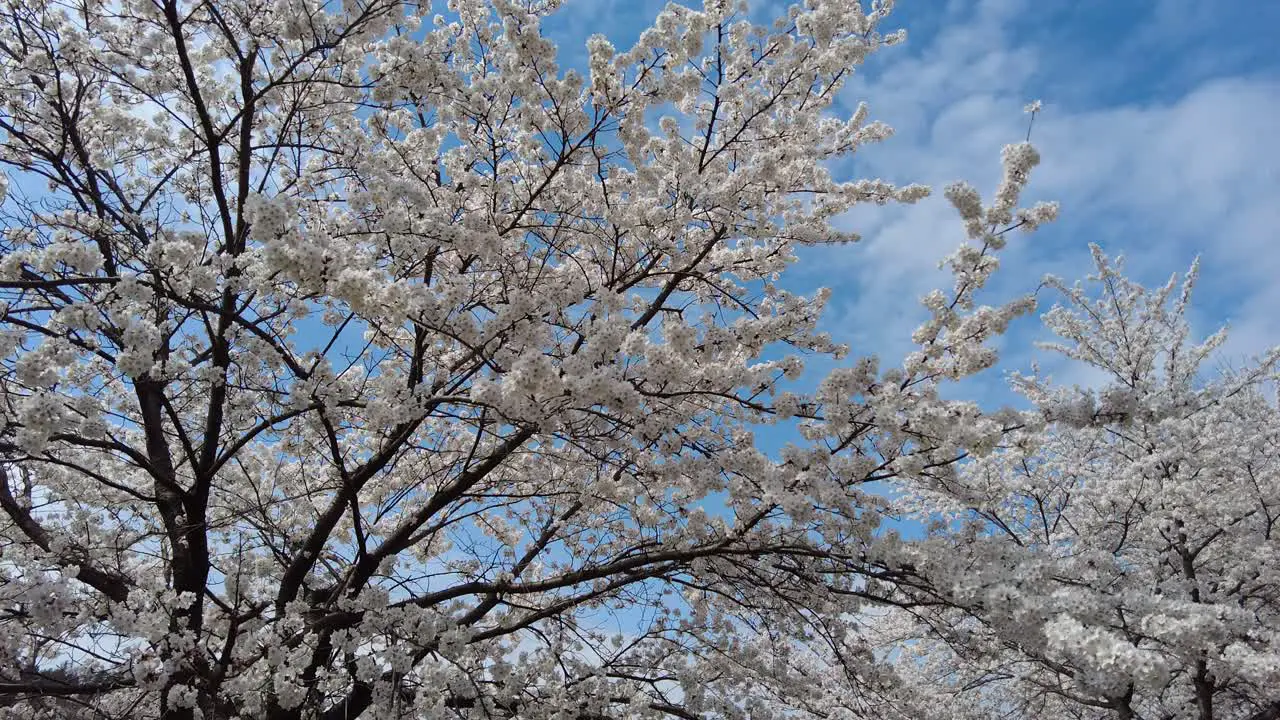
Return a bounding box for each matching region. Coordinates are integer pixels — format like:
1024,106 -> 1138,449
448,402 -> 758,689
880,248 -> 1280,720
0,0 -> 1064,717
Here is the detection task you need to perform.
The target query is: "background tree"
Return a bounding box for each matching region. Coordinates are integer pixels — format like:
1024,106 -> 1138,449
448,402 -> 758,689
879,248 -> 1280,720
0,0 -> 1056,718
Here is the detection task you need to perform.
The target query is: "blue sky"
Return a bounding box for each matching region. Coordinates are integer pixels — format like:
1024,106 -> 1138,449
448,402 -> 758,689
546,0 -> 1280,404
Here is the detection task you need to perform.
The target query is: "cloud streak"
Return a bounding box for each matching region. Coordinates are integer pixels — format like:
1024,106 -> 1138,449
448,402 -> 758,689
786,0 -> 1280,397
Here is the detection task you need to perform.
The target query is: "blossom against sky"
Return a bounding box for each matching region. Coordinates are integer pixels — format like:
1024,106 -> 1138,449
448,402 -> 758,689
546,0 -> 1280,397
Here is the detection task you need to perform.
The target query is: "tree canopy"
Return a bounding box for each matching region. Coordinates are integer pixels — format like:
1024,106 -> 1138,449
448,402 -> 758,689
0,0 -> 1275,719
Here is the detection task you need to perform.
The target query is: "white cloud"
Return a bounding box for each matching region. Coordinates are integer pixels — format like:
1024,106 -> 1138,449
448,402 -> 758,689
1023,77 -> 1280,366
791,0 -> 1279,396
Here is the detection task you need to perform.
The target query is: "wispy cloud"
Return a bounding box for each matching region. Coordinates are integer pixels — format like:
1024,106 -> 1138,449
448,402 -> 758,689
781,0 -> 1280,396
